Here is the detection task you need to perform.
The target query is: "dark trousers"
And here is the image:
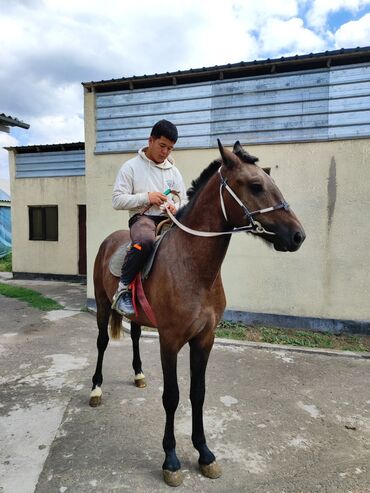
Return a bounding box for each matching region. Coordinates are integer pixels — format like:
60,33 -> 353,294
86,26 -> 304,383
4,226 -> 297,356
120,214 -> 165,285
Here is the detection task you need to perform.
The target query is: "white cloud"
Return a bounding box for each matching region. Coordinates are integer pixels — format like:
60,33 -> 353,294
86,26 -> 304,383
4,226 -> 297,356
0,133 -> 19,182
306,0 -> 370,29
334,12 -> 370,46
259,17 -> 326,56
0,0 -> 369,189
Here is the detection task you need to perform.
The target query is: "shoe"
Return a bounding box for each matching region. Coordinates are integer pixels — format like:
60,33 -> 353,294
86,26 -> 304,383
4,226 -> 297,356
112,284 -> 135,316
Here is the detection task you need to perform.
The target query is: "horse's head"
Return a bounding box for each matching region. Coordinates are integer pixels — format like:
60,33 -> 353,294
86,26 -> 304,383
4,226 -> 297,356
217,140 -> 305,252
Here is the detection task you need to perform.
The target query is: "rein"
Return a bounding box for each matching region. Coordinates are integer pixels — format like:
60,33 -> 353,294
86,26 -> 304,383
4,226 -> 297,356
164,167 -> 290,238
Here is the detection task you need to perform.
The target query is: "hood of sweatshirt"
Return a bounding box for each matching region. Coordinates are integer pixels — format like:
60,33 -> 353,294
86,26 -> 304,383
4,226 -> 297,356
138,147 -> 174,170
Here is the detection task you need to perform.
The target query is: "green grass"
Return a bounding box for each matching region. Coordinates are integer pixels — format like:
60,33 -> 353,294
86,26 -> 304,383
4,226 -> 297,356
0,283 -> 63,311
216,320 -> 370,353
0,252 -> 12,272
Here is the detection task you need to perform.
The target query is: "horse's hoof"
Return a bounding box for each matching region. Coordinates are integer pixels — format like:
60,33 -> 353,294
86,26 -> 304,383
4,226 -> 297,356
199,461 -> 222,479
89,387 -> 102,407
134,373 -> 146,388
163,469 -> 184,487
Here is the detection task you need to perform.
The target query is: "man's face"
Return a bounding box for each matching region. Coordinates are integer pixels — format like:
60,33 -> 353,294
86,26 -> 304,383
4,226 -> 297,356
146,136 -> 175,164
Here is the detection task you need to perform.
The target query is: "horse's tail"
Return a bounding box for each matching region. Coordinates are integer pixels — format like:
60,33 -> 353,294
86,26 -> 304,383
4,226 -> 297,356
109,310 -> 123,340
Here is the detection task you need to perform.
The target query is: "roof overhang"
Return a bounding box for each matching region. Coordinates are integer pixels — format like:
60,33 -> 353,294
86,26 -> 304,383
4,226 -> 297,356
82,46 -> 370,93
4,142 -> 84,154
0,114 -> 30,133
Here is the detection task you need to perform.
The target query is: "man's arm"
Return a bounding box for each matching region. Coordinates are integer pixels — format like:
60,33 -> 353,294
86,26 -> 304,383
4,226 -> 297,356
112,164 -> 149,210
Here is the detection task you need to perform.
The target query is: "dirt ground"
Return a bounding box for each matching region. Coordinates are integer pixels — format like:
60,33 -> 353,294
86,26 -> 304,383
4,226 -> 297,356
1,278 -> 370,492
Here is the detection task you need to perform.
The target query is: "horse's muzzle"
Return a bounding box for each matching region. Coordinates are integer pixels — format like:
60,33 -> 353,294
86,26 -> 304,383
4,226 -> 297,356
274,228 -> 306,252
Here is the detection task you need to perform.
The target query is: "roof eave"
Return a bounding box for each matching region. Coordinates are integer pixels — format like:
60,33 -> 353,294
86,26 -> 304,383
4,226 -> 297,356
82,46 -> 370,93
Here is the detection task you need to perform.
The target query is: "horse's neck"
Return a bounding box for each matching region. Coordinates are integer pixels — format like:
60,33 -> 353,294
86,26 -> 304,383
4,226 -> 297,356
173,176 -> 231,288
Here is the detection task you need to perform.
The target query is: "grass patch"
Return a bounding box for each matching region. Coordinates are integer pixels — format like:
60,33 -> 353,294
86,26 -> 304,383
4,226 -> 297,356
216,321 -> 370,353
0,283 -> 63,311
0,252 -> 12,272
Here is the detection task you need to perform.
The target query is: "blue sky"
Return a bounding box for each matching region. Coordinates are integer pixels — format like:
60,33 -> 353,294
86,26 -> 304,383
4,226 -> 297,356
1,0 -> 370,186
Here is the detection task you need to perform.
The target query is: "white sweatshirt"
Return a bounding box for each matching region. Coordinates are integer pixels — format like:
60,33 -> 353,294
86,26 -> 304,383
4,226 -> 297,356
112,147 -> 188,218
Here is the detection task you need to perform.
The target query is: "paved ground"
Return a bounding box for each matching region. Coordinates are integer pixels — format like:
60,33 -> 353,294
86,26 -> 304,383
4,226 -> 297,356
0,275 -> 370,492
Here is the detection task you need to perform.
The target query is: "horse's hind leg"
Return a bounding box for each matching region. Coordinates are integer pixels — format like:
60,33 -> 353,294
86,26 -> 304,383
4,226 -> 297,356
189,333 -> 222,479
131,322 -> 146,388
89,297 -> 111,407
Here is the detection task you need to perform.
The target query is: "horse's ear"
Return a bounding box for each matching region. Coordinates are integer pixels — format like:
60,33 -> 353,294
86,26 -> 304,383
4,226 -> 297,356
233,140 -> 242,153
217,139 -> 235,169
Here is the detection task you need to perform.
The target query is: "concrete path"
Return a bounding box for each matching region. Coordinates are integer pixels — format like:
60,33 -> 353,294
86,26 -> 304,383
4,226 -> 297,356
0,279 -> 369,492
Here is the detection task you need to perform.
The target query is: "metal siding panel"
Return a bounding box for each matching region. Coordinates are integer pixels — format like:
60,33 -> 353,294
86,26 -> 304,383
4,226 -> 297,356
96,97 -> 212,118
95,134 -> 211,153
16,169 -> 85,178
96,110 -> 211,130
95,63 -> 370,152
15,150 -> 85,178
96,84 -> 212,107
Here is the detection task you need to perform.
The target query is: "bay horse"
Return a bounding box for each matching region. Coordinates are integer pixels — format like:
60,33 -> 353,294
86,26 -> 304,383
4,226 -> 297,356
90,140 -> 305,486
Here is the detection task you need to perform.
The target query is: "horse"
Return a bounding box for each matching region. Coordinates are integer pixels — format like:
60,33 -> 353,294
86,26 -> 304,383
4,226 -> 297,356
90,140 -> 305,487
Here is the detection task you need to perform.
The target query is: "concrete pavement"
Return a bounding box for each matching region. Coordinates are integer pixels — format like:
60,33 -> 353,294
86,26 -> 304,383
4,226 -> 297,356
0,277 -> 370,492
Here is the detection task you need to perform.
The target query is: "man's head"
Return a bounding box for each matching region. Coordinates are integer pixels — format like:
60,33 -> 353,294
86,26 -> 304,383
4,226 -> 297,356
146,120 -> 178,164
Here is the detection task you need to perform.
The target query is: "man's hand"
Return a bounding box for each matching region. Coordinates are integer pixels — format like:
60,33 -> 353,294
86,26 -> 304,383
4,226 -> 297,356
148,188 -> 167,205
165,202 -> 177,215
148,191 -> 168,206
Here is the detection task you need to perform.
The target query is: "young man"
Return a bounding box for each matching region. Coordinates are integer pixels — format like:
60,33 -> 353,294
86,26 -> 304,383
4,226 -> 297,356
111,120 -> 187,316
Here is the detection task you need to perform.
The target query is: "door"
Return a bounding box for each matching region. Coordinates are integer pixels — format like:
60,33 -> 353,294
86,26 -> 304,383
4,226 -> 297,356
78,205 -> 87,275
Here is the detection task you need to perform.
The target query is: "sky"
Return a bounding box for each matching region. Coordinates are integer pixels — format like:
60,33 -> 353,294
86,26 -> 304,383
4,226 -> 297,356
1,0 -> 370,186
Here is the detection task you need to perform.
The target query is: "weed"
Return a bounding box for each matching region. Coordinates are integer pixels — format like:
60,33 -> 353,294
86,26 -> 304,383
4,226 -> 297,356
0,283 -> 63,311
215,321 -> 369,353
0,252 -> 12,272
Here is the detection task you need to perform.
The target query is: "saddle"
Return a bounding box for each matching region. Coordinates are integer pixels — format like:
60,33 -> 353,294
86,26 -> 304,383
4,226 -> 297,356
108,219 -> 171,279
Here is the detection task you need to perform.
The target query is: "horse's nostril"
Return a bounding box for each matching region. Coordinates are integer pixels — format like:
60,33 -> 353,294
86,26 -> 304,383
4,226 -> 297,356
293,232 -> 303,245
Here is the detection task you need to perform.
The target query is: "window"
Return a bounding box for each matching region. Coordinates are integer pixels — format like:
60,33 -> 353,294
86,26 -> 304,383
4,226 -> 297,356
29,206 -> 58,241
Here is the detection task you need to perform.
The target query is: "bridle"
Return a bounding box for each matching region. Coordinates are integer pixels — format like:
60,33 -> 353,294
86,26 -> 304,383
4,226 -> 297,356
164,167 -> 290,238
218,167 -> 290,235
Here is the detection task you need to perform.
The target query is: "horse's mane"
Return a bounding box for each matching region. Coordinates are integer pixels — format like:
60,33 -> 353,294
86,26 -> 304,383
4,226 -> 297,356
176,159 -> 221,220
233,145 -> 259,164
176,145 -> 259,220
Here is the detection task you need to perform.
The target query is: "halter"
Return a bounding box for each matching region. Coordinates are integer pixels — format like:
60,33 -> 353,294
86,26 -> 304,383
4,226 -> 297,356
218,167 -> 290,235
164,167 -> 290,238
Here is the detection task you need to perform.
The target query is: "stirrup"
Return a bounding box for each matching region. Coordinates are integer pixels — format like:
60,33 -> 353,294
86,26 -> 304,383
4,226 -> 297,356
112,286 -> 135,316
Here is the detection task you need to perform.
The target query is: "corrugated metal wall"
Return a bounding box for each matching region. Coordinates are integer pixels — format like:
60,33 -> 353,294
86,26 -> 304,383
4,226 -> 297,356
0,205 -> 11,257
95,62 -> 370,153
15,150 -> 85,178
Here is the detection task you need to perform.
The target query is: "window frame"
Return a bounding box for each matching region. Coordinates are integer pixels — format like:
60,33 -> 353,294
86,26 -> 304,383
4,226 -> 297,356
28,205 -> 58,241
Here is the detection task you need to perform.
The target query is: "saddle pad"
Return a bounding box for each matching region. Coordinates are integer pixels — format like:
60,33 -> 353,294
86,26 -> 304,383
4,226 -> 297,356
109,241 -> 131,278
108,231 -> 169,279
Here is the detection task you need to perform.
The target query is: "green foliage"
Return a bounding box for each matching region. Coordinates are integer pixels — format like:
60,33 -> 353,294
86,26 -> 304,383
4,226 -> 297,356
215,321 -> 369,352
0,252 -> 12,272
0,283 -> 63,311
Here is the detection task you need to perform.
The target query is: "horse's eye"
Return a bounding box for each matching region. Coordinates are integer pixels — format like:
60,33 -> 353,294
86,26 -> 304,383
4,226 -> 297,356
250,183 -> 264,194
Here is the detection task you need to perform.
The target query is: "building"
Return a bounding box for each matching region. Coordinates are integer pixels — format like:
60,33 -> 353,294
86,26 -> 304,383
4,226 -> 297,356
6,143 -> 86,280
8,46 -> 370,333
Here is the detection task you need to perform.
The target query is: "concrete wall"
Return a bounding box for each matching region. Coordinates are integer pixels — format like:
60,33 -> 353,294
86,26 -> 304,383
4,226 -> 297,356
85,90 -> 370,324
9,152 -> 86,276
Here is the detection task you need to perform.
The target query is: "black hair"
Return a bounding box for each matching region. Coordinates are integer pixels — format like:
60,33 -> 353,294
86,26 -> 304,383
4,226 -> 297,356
151,119 -> 178,143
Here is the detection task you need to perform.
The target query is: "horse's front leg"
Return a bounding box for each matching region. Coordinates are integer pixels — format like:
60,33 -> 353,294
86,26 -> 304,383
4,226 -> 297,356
189,332 -> 222,479
130,322 -> 146,388
160,346 -> 183,487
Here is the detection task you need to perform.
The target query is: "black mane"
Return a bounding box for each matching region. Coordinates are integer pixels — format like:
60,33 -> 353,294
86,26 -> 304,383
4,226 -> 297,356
176,159 -> 221,220
233,143 -> 259,164
187,158 -> 222,200
175,143 -> 259,220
